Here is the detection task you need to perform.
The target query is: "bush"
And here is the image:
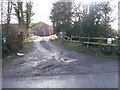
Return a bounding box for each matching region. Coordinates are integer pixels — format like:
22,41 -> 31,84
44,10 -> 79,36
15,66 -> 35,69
72,37 -> 79,41
2,24 -> 24,51
100,46 -> 117,55
2,32 -> 10,53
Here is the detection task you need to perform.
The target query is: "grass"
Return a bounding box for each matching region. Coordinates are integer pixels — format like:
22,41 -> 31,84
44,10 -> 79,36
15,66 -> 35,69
54,39 -> 119,59
2,35 -> 40,62
2,41 -> 30,62
65,36 -> 108,40
83,42 -> 117,47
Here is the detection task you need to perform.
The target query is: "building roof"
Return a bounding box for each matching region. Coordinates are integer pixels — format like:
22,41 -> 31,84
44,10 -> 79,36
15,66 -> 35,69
32,22 -> 49,29
32,22 -> 53,32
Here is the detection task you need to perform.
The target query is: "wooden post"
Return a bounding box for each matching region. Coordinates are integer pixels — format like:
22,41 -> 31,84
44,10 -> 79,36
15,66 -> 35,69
79,36 -> 80,46
87,35 -> 89,48
99,36 -> 101,49
18,31 -> 23,49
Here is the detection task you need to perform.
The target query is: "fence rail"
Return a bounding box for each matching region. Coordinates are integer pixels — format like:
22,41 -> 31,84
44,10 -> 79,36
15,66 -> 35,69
64,36 -> 117,47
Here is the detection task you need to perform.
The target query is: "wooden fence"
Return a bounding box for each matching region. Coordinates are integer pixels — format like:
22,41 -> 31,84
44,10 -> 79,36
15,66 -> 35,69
64,36 -> 117,47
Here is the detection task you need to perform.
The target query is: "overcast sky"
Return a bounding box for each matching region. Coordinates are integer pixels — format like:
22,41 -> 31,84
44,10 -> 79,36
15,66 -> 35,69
10,0 -> 119,30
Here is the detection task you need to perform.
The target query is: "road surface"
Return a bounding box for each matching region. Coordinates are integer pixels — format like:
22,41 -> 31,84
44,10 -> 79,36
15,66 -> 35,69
2,36 -> 118,88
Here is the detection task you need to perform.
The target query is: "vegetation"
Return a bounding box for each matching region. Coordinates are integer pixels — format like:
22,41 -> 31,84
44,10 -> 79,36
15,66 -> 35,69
14,1 -> 34,38
2,35 -> 40,62
50,2 -> 73,36
80,1 -> 114,37
1,0 -> 119,61
50,1 -> 119,58
50,1 -> 115,37
54,39 -> 119,59
1,0 -> 34,61
2,39 -> 30,61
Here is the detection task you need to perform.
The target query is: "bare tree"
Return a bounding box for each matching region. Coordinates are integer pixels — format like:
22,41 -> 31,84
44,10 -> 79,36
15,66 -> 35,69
25,2 -> 34,37
1,0 -> 13,24
14,2 -> 25,26
7,0 -> 13,24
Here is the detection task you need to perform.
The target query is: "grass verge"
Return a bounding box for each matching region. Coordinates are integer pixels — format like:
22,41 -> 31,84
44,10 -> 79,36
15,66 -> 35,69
54,39 -> 119,59
2,35 -> 40,62
2,41 -> 30,62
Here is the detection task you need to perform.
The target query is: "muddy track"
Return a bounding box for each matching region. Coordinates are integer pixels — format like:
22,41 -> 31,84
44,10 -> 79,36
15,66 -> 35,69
3,36 -> 118,77
2,36 -> 118,88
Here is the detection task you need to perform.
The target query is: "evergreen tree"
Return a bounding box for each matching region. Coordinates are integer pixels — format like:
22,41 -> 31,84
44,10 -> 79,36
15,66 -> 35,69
50,2 -> 73,36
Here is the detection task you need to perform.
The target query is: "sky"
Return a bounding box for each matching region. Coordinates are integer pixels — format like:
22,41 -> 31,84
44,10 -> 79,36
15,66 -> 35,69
9,0 -> 119,30
31,0 -> 55,25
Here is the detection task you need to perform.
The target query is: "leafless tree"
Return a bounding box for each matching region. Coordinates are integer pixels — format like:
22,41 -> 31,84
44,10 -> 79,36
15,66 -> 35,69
1,0 -> 13,24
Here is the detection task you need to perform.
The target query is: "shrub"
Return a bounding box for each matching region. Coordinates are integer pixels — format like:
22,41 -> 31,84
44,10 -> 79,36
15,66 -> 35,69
100,46 -> 117,55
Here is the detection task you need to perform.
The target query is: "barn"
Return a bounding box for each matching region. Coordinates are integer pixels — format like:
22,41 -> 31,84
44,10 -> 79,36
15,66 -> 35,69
32,22 -> 53,36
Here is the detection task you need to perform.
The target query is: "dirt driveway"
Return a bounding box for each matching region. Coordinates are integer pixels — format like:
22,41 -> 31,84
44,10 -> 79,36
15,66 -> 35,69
2,36 -> 118,88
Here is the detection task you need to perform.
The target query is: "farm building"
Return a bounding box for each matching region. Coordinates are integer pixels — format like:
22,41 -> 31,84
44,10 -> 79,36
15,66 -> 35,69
32,22 -> 53,36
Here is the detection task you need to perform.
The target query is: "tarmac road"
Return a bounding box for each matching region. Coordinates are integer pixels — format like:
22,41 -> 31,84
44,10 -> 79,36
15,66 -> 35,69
2,36 -> 118,88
